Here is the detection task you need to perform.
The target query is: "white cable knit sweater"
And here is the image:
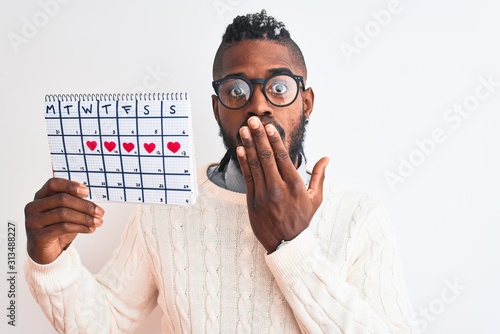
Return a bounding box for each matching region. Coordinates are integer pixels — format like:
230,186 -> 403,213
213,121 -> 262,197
25,163 -> 416,333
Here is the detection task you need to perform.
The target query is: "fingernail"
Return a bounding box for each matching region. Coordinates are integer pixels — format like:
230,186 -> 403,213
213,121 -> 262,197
95,206 -> 105,217
94,217 -> 103,227
88,226 -> 96,233
77,185 -> 89,197
240,126 -> 250,139
248,117 -> 259,129
236,146 -> 245,157
265,124 -> 275,136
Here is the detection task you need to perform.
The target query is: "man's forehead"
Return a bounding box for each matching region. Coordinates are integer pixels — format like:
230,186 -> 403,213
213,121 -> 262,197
220,40 -> 299,78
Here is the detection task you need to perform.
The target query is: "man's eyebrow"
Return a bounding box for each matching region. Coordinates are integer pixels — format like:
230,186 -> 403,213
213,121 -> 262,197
224,72 -> 246,78
267,68 -> 294,76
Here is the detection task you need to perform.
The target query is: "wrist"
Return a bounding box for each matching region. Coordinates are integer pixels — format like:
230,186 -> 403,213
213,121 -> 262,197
276,239 -> 290,251
268,239 -> 291,254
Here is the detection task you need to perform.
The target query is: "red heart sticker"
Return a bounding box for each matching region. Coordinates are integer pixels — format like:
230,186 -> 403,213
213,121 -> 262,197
86,140 -> 97,151
104,141 -> 116,152
167,141 -> 181,153
122,142 -> 135,153
144,143 -> 156,153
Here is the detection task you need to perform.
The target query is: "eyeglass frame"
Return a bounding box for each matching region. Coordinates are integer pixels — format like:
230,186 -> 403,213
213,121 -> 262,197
212,72 -> 305,110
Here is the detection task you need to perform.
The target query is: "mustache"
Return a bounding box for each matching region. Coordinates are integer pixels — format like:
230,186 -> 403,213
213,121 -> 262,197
235,116 -> 286,145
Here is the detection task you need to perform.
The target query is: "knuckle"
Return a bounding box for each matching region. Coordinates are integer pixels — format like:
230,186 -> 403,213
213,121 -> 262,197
249,198 -> 259,211
290,180 -> 305,196
45,178 -> 60,192
243,172 -> 253,183
242,137 -> 255,148
83,200 -> 96,214
33,189 -> 43,200
83,215 -> 94,227
56,192 -> 72,206
59,222 -> 71,233
253,129 -> 265,139
268,135 -> 280,144
249,158 -> 261,170
275,151 -> 289,161
57,207 -> 72,221
259,150 -> 273,161
24,201 -> 34,216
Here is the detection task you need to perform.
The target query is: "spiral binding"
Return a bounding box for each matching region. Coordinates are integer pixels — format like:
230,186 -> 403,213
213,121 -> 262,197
44,92 -> 189,102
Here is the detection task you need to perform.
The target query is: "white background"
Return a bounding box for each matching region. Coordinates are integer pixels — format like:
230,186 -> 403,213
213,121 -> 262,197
1,0 -> 499,333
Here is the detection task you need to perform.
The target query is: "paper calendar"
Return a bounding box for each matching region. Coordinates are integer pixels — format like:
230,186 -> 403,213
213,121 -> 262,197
44,93 -> 197,205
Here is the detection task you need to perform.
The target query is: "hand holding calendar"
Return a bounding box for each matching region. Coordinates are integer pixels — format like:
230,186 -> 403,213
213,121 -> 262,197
25,92 -> 198,264
25,177 -> 104,264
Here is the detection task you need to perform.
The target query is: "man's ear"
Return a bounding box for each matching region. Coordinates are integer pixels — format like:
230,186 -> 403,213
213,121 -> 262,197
302,87 -> 315,119
211,94 -> 220,123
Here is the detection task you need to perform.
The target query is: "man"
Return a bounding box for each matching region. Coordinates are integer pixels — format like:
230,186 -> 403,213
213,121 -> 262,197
25,10 -> 415,333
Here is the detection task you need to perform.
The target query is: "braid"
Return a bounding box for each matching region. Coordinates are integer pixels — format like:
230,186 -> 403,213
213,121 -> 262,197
217,149 -> 232,173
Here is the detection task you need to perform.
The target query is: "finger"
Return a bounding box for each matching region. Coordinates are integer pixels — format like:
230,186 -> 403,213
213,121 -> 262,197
307,157 -> 330,207
239,124 -> 267,191
26,191 -> 104,219
31,204 -> 103,230
236,146 -> 255,198
264,123 -> 299,181
35,221 -> 97,240
34,178 -> 89,200
246,117 -> 281,184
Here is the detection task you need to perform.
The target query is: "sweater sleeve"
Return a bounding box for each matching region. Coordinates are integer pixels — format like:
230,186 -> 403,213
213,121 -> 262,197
24,207 -> 158,334
265,198 -> 416,334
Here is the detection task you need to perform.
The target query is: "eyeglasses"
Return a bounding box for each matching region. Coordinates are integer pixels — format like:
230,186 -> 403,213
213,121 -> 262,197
212,73 -> 305,110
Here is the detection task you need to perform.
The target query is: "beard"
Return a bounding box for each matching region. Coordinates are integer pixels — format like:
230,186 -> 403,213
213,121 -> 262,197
218,113 -> 307,171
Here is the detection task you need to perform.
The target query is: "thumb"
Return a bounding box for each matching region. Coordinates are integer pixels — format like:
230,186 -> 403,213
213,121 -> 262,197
307,157 -> 329,206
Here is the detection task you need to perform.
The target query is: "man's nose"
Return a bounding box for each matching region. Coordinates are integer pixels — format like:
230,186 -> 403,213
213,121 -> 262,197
245,85 -> 273,117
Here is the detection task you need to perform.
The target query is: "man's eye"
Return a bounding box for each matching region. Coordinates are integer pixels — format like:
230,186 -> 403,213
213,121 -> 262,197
229,86 -> 245,97
270,83 -> 288,94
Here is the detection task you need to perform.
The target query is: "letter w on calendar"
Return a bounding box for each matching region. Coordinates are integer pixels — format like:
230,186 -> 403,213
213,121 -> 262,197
44,93 -> 197,206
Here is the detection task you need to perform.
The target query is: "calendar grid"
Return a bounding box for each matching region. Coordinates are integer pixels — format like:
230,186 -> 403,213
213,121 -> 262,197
134,98 -> 146,203
76,99 -> 91,190
56,99 -> 71,180
44,93 -> 197,206
115,99 -> 127,202
160,100 -> 168,204
95,99 -> 111,201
